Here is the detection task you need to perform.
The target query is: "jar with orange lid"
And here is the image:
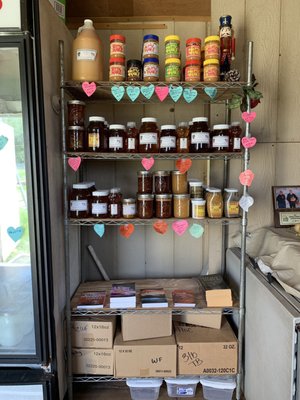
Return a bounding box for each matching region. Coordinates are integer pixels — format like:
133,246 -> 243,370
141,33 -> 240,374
165,35 -> 181,59
110,34 -> 126,58
203,59 -> 220,82
139,117 -> 159,153
186,38 -> 201,60
204,35 -> 220,60
165,58 -> 181,82
185,59 -> 201,82
109,58 -> 125,82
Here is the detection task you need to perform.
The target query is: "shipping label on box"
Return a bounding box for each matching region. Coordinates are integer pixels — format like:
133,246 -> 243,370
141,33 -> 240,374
122,313 -> 172,341
72,348 -> 114,375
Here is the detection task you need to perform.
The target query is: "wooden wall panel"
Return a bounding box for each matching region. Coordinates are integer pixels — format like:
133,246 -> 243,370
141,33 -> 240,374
275,144 -> 300,185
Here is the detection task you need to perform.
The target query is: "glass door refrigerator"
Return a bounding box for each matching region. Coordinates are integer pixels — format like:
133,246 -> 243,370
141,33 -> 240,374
0,1 -> 57,398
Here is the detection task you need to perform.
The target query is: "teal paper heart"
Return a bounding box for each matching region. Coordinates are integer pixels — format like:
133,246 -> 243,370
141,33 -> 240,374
0,135 -> 8,150
169,85 -> 183,102
189,223 -> 204,238
141,84 -> 155,99
111,85 -> 125,101
126,86 -> 140,102
7,226 -> 24,242
204,87 -> 217,99
183,88 -> 198,103
94,224 -> 105,238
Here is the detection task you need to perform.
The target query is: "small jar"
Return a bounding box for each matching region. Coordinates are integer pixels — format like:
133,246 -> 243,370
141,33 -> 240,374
186,38 -> 201,60
108,124 -> 125,152
165,58 -> 181,82
204,35 -> 220,60
154,171 -> 171,194
122,198 -> 136,219
108,187 -> 122,218
160,125 -> 177,153
143,34 -> 159,59
155,194 -> 173,218
190,117 -> 210,153
109,57 -> 125,82
191,198 -> 206,219
172,171 -> 188,194
229,122 -> 242,152
203,59 -> 220,82
165,35 -> 180,59
87,116 -> 105,152
67,100 -> 85,126
189,180 -> 204,199
173,194 -> 190,219
69,183 -> 90,218
212,124 -> 229,152
176,122 -> 190,153
125,121 -> 138,153
206,188 -> 223,218
143,58 -> 159,82
224,188 -> 240,218
137,171 -> 153,194
126,59 -> 142,81
110,34 -> 126,58
103,121 -> 109,152
90,190 -> 109,218
137,194 -> 154,219
185,59 -> 201,82
67,126 -> 85,151
139,117 -> 159,153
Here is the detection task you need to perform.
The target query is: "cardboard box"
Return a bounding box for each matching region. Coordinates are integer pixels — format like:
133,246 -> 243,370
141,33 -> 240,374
175,319 -> 237,375
71,316 -> 116,349
173,313 -> 222,329
48,0 -> 65,20
122,312 -> 172,341
114,330 -> 177,378
72,348 -> 114,375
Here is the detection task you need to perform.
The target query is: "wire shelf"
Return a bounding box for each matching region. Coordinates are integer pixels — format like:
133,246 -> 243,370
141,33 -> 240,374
73,376 -> 125,383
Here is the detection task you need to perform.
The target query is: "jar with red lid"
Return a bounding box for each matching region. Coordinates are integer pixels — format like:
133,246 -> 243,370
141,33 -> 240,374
155,194 -> 172,218
185,59 -> 201,82
108,124 -> 125,152
176,122 -> 190,153
190,117 -> 210,152
137,171 -> 153,194
186,38 -> 201,60
90,190 -> 109,218
108,187 -> 122,218
229,121 -> 242,152
67,100 -> 85,126
69,183 -> 90,218
67,126 -> 85,151
160,125 -> 177,153
212,124 -> 230,152
110,34 -> 126,58
125,121 -> 138,153
139,117 -> 159,153
87,116 -> 105,152
137,194 -> 154,219
154,171 -> 171,194
109,58 -> 125,82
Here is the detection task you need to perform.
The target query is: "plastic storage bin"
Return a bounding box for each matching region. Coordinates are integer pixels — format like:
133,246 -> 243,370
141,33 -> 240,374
126,378 -> 163,400
165,377 -> 200,397
200,376 -> 236,400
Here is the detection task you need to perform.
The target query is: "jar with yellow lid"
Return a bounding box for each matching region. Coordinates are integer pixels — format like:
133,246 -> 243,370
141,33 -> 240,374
203,59 -> 220,82
204,35 -> 220,60
165,58 -> 181,82
165,35 -> 181,59
206,188 -> 223,218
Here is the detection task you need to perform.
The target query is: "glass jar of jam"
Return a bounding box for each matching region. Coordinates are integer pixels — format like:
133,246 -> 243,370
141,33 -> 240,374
108,187 -> 122,218
87,116 -> 105,152
108,124 -> 125,152
176,122 -> 190,153
172,171 -> 188,194
67,126 -> 85,151
165,35 -> 180,59
206,188 -> 223,218
189,180 -> 203,198
90,190 -> 109,218
143,58 -> 159,82
212,124 -> 229,152
137,194 -> 154,219
125,121 -> 138,153
190,117 -> 210,153
160,125 -> 177,153
204,35 -> 220,60
126,60 -> 142,81
185,59 -> 201,82
165,58 -> 181,82
137,171 -> 153,194
139,117 -> 159,153
69,183 -> 90,218
186,38 -> 201,60
154,171 -> 171,194
109,57 -> 125,82
203,59 -> 220,82
83,181 -> 97,196
155,194 -> 172,218
67,100 -> 85,126
110,34 -> 126,58
173,194 -> 190,219
224,188 -> 240,218
143,34 -> 159,59
122,198 -> 136,219
229,122 -> 242,152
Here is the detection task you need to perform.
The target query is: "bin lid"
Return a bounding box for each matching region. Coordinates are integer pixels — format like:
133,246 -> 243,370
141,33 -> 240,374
200,375 -> 236,389
126,378 -> 163,388
165,377 -> 200,385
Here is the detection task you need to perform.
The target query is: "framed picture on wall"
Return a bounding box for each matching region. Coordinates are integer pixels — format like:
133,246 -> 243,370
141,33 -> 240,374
272,186 -> 300,227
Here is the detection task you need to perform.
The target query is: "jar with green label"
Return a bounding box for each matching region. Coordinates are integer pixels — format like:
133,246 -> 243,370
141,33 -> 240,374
165,58 -> 181,82
165,35 -> 181,59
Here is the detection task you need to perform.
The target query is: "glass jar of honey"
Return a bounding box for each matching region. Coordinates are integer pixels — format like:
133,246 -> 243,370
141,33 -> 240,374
172,171 -> 188,194
125,121 -> 138,153
67,100 -> 85,126
137,194 -> 154,219
90,190 -> 109,218
69,183 -> 90,218
176,122 -> 190,153
154,171 -> 171,194
87,116 -> 105,152
190,117 -> 210,153
122,198 -> 136,219
212,124 -> 229,152
139,117 -> 159,153
155,194 -> 173,218
173,194 -> 190,218
137,171 -> 153,194
108,187 -> 122,218
108,124 -> 125,152
67,126 -> 85,151
160,125 -> 177,153
206,188 -> 223,218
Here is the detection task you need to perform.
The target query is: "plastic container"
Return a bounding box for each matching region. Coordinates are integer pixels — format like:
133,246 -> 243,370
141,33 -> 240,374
203,59 -> 220,82
200,376 -> 236,400
165,377 -> 200,397
110,34 -> 126,58
165,35 -> 181,59
191,198 -> 206,219
143,34 -> 159,59
126,378 -> 163,400
165,58 -> 181,82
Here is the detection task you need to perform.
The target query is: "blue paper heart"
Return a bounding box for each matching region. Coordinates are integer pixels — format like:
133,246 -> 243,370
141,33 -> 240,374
169,85 -> 183,102
189,223 -> 204,238
141,84 -> 155,99
111,85 -> 125,101
204,87 -> 217,99
94,223 -> 105,238
7,226 -> 24,242
183,88 -> 198,103
0,135 -> 8,150
126,86 -> 140,102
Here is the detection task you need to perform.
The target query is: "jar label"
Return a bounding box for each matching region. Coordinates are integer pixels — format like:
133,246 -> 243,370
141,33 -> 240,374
143,63 -> 159,78
123,203 -> 136,216
205,43 -> 220,58
185,65 -> 200,81
127,66 -> 141,80
76,49 -> 97,61
92,203 -> 107,215
234,137 -> 241,150
193,204 -> 205,218
179,138 -> 188,149
204,65 -> 219,80
212,135 -> 229,147
109,137 -> 123,150
140,132 -> 158,145
165,42 -> 180,58
165,64 -> 181,80
110,42 -> 125,56
88,133 -> 100,148
143,41 -> 159,57
186,44 -> 201,59
70,200 -> 88,212
127,138 -> 136,150
109,64 -> 125,79
228,202 -> 239,215
110,204 -> 118,216
191,132 -> 210,144
160,136 -> 176,148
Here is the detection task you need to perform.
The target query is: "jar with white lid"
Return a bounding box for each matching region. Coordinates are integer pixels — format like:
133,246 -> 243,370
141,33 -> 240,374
69,183 -> 90,218
212,124 -> 229,152
90,190 -> 109,218
139,117 -> 159,153
224,188 -> 240,218
109,124 -> 125,152
122,198 -> 136,219
191,198 -> 206,219
160,125 -> 177,153
206,188 -> 223,218
190,117 -> 210,153
87,116 -> 105,152
189,180 -> 203,198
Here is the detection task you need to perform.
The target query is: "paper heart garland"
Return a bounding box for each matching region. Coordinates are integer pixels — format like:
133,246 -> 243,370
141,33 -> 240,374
141,84 -> 155,99
176,158 -> 192,174
204,87 -> 217,99
141,157 -> 155,171
169,85 -> 183,102
239,169 -> 255,187
7,226 -> 24,242
94,224 -> 105,238
68,157 -> 82,171
172,220 -> 189,236
82,81 -> 96,97
183,88 -> 198,103
241,136 -> 257,149
126,86 -> 140,102
155,86 -> 169,102
153,220 -> 168,235
0,135 -> 8,150
242,111 -> 256,123
119,224 -> 135,238
189,223 -> 204,238
239,194 -> 254,212
111,85 -> 125,101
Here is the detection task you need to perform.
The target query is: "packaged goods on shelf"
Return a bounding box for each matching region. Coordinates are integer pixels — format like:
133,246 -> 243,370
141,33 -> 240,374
200,375 -> 236,400
110,282 -> 136,308
165,376 -> 200,398
72,348 -> 114,375
173,313 -> 222,330
126,378 -> 163,400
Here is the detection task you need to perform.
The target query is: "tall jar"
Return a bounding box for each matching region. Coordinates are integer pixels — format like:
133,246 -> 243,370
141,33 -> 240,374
155,194 -> 173,218
137,194 -> 154,219
165,58 -> 181,82
204,35 -> 220,60
143,58 -> 159,82
224,188 -> 240,218
203,59 -> 220,82
69,183 -> 90,218
142,34 -> 159,59
108,188 -> 122,218
165,35 -> 181,59
137,171 -> 153,194
229,122 -> 242,152
176,122 -> 190,153
90,190 -> 109,218
139,117 -> 159,153
172,171 -> 188,194
108,124 -> 125,152
190,117 -> 210,153
206,188 -> 223,218
87,116 -> 105,152
109,58 -> 125,82
67,100 -> 85,126
173,194 -> 190,218
212,124 -> 229,152
160,125 -> 177,153
110,34 -> 126,58
154,171 -> 171,194
125,121 -> 138,153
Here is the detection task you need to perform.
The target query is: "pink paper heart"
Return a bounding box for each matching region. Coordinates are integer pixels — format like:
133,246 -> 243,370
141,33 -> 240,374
239,169 -> 255,187
172,220 -> 189,236
153,220 -> 168,235
155,86 -> 169,102
176,158 -> 192,174
242,111 -> 256,123
68,156 -> 81,171
82,81 -> 97,97
241,136 -> 257,149
141,157 -> 155,171
119,224 -> 135,238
